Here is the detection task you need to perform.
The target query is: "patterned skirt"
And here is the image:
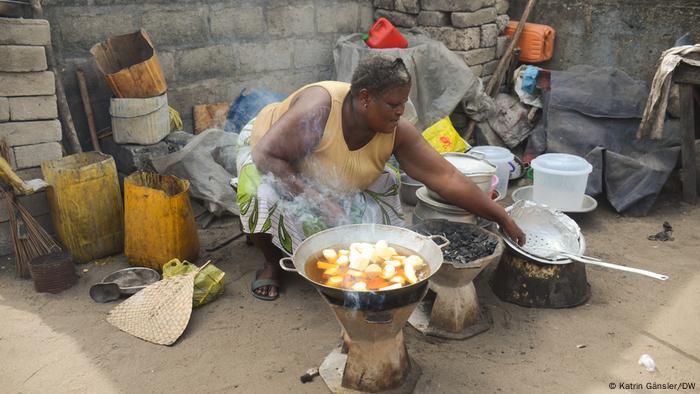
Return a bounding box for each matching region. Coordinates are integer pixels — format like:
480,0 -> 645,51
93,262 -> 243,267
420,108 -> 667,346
235,119 -> 405,255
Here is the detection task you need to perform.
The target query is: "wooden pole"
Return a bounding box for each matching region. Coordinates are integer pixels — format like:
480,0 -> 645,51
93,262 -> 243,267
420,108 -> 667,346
30,0 -> 83,154
76,69 -> 101,152
464,0 -> 538,141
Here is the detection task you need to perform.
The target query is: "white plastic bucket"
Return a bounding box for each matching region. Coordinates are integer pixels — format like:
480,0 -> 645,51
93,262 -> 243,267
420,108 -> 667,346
530,153 -> 593,211
469,146 -> 514,199
110,93 -> 169,145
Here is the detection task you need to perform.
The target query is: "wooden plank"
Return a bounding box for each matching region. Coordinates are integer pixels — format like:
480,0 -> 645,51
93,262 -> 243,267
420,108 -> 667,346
673,63 -> 700,85
679,83 -> 697,204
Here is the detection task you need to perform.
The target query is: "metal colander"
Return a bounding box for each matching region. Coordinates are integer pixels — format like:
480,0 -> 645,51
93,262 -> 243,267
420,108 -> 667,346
500,201 -> 586,264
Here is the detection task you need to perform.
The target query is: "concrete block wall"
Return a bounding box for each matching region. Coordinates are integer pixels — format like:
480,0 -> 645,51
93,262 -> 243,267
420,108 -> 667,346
372,0 -> 510,132
0,17 -> 63,256
39,0 -> 375,145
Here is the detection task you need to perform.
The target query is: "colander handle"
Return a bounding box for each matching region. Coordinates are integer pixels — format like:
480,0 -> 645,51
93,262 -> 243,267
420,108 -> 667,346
279,257 -> 297,272
428,234 -> 450,249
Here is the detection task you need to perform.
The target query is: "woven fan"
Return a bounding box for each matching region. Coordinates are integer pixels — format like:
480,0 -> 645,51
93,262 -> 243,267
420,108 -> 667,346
107,261 -> 210,345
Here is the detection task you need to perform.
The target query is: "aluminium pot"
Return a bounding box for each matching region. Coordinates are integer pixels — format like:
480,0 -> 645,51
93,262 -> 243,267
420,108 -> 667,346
279,224 -> 449,310
427,152 -> 497,202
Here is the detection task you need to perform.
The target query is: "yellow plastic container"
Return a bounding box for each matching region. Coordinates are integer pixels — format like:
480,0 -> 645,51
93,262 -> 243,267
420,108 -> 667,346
124,172 -> 199,269
42,152 -> 124,263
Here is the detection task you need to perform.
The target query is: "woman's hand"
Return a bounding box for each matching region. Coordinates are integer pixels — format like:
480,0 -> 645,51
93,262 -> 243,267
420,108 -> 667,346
499,215 -> 526,246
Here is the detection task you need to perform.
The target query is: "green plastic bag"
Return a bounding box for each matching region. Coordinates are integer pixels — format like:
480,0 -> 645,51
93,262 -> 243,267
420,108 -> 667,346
162,259 -> 225,307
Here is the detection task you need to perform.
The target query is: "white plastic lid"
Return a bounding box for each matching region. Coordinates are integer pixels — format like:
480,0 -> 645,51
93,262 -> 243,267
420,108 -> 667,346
442,152 -> 496,175
470,146 -> 514,161
531,153 -> 593,175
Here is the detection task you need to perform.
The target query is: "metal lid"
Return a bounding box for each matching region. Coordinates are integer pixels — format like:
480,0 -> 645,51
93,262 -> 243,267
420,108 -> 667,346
415,186 -> 470,214
442,152 -> 497,175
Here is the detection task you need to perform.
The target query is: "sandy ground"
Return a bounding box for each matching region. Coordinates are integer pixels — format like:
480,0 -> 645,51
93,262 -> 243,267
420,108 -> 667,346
1,190 -> 699,394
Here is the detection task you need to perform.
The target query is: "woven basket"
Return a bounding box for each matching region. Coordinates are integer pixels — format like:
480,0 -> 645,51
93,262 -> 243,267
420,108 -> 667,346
29,251 -> 77,293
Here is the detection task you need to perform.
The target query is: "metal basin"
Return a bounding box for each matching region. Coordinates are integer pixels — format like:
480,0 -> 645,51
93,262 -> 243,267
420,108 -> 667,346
399,173 -> 422,206
101,267 -> 160,294
279,224 -> 449,310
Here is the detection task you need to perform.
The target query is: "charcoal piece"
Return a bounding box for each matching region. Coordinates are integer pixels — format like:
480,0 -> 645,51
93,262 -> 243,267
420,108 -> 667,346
415,221 -> 498,264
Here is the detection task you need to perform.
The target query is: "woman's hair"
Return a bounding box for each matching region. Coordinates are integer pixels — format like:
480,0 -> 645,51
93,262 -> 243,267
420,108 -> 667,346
350,55 -> 411,97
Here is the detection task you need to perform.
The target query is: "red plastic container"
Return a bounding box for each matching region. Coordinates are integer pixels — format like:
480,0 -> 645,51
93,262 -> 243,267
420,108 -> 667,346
365,18 -> 408,49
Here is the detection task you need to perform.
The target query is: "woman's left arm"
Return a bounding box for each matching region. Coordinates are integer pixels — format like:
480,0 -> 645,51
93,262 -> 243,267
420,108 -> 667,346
393,119 -> 526,245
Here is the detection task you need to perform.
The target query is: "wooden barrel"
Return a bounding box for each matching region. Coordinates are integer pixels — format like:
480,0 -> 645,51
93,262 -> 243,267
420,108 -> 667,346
42,152 -> 124,263
124,172 -> 199,269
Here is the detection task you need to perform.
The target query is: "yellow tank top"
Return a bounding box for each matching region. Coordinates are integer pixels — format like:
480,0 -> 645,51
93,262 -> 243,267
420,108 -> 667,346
250,81 -> 396,194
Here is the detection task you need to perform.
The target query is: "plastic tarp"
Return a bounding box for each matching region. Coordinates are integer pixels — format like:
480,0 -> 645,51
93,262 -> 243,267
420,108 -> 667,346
334,29 -> 493,131
527,65 -> 680,216
151,129 -> 239,216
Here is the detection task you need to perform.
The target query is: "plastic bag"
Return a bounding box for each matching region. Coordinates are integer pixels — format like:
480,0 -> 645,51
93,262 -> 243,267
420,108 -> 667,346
422,117 -> 469,153
162,259 -> 225,307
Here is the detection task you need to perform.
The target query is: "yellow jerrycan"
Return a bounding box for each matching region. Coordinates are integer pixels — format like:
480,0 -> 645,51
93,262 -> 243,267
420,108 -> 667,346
123,172 -> 199,269
41,152 -> 124,263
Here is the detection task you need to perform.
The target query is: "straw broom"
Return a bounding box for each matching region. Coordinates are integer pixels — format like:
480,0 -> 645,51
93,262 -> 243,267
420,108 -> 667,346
0,141 -> 62,278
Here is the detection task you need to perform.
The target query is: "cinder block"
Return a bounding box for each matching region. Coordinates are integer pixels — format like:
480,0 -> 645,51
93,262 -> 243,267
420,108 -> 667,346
210,6 -> 265,39
373,0 -> 394,10
469,65 -> 484,78
236,41 -> 292,74
0,18 -> 51,46
496,0 -> 509,14
176,45 -> 235,82
8,96 -> 58,121
317,3 -> 359,34
57,11 -> 138,53
497,35 -> 510,57
16,167 -> 43,181
358,4 -> 375,31
0,97 -> 8,122
482,59 -> 498,75
375,9 -> 417,28
421,27 -> 481,51
496,14 -> 510,34
481,23 -> 499,47
417,11 -> 451,27
13,142 -> 62,169
267,5 -> 315,36
0,120 -> 62,147
0,46 -> 47,72
100,134 -> 170,174
421,0 -> 495,12
293,39 -> 333,68
457,47 -> 497,65
142,8 -> 208,47
451,8 -> 497,28
0,191 -> 50,223
395,0 -> 420,14
0,72 -> 55,97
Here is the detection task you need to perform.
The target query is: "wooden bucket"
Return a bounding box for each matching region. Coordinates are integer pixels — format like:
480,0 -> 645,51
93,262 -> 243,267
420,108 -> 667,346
124,172 -> 199,270
90,29 -> 167,98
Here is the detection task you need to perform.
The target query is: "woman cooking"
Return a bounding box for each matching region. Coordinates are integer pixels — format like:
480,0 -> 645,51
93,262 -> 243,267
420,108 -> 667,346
237,54 -> 525,300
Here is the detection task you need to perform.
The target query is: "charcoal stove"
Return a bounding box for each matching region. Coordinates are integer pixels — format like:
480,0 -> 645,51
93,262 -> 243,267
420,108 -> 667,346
490,252 -> 591,308
279,224 -> 450,393
408,220 -> 504,339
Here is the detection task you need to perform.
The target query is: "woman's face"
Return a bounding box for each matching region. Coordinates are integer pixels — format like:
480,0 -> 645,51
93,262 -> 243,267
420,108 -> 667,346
364,85 -> 410,134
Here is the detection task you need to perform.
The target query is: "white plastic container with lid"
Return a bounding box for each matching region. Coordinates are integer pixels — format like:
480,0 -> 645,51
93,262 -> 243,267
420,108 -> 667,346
530,153 -> 593,211
469,146 -> 514,200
